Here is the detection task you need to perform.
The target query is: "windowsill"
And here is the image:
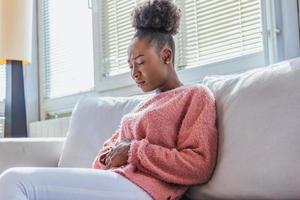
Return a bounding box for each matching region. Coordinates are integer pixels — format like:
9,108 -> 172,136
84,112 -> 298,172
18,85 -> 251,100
42,52 -> 266,118
95,52 -> 266,92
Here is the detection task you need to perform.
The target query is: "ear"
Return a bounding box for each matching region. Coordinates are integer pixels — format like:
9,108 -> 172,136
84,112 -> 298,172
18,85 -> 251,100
161,47 -> 172,65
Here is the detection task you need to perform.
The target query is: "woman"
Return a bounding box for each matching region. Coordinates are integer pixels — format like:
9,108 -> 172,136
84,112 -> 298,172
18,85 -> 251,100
0,0 -> 217,200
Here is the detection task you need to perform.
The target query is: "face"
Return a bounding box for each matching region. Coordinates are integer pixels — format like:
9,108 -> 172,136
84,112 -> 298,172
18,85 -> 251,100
128,38 -> 170,92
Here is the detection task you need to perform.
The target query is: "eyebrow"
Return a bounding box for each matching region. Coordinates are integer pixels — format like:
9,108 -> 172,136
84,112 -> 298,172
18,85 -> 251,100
128,54 -> 144,63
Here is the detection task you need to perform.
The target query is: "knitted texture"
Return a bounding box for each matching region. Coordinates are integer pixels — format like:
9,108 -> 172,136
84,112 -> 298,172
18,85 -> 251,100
93,84 -> 218,200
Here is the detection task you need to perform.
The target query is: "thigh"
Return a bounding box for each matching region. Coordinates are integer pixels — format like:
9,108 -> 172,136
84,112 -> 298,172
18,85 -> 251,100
1,167 -> 152,200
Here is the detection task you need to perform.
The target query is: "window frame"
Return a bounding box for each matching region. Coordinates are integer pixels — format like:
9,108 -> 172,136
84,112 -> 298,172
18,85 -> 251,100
0,101 -> 4,116
0,101 -> 4,137
0,64 -> 5,136
93,0 -> 267,92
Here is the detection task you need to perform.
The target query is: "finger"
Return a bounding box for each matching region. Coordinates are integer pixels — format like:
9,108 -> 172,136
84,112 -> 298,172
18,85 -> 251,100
109,151 -> 122,167
105,148 -> 114,159
105,156 -> 112,166
109,151 -> 118,162
107,159 -> 111,167
105,150 -> 114,163
108,153 -> 117,167
100,149 -> 111,158
105,156 -> 111,166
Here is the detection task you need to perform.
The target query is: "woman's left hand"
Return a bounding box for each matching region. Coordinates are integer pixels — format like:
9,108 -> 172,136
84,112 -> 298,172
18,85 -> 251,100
105,139 -> 131,168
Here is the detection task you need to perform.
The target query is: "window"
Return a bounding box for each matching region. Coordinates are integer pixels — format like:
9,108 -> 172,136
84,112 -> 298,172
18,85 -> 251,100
38,0 -> 265,118
100,0 -> 263,75
0,64 -> 5,137
39,0 -> 94,99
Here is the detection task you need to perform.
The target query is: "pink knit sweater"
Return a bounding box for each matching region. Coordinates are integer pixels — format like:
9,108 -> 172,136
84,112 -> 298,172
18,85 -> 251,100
93,84 -> 218,200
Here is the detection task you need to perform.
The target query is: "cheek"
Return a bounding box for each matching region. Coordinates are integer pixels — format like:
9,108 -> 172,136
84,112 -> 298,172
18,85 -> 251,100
147,64 -> 162,77
142,59 -> 168,81
148,67 -> 168,84
156,64 -> 169,79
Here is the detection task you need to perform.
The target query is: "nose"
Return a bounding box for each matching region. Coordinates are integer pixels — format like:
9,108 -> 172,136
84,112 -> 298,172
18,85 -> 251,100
131,65 -> 140,80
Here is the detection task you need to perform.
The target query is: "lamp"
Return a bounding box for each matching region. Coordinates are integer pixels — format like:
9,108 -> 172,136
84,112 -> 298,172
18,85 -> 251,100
0,0 -> 33,137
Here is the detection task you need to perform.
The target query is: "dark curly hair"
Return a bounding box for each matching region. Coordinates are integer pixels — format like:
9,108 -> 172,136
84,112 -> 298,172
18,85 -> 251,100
131,0 -> 181,64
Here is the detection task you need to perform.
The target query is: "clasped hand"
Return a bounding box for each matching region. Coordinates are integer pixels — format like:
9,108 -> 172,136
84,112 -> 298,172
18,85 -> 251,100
104,139 -> 131,168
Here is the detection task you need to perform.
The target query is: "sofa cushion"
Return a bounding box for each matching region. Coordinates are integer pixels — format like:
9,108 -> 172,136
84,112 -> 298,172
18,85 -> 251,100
186,58 -> 300,199
58,94 -> 151,168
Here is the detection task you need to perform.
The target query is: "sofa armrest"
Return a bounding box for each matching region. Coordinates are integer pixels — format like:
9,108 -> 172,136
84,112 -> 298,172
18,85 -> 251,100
0,137 -> 65,174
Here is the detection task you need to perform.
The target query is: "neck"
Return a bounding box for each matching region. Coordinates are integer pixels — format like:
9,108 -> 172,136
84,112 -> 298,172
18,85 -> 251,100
155,76 -> 183,94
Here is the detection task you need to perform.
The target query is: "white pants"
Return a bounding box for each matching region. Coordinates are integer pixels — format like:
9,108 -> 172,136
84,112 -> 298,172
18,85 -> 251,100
0,167 -> 153,200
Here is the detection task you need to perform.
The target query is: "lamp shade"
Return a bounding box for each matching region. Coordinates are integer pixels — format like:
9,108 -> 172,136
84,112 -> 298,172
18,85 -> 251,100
0,0 -> 33,64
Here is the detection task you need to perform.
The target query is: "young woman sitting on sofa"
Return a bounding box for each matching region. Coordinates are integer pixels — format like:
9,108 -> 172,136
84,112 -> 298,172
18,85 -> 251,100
0,0 -> 218,199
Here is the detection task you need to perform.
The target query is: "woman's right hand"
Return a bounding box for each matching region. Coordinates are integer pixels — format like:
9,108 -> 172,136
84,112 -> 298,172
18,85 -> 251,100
99,146 -> 114,164
105,138 -> 131,168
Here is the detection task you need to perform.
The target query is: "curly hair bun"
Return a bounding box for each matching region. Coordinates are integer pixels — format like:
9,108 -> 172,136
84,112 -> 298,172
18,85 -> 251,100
131,0 -> 181,35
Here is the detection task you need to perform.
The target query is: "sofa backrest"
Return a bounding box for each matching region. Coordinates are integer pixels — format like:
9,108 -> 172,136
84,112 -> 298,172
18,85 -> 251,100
59,57 -> 300,199
58,94 -> 152,168
186,57 -> 300,199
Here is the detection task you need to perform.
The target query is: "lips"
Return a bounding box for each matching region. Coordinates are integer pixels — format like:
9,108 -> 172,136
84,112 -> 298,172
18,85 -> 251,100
136,80 -> 145,84
136,81 -> 145,87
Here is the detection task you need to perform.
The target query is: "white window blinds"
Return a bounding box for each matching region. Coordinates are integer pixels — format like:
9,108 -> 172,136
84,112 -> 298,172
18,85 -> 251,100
100,0 -> 263,75
100,0 -> 141,77
177,0 -> 263,68
40,0 -> 94,99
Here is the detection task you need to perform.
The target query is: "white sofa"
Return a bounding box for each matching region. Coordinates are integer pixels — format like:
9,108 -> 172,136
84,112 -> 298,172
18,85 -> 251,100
1,57 -> 300,200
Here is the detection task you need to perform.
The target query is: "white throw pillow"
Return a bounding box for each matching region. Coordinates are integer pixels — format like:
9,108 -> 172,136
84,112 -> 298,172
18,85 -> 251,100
186,58 -> 300,199
58,94 -> 151,168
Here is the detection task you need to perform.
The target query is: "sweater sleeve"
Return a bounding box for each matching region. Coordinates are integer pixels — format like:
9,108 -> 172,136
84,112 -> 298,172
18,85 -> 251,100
92,129 -> 121,169
128,88 -> 218,185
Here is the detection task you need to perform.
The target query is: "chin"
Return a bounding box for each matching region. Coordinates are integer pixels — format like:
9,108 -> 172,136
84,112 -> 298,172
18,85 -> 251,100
140,87 -> 151,93
138,83 -> 153,93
